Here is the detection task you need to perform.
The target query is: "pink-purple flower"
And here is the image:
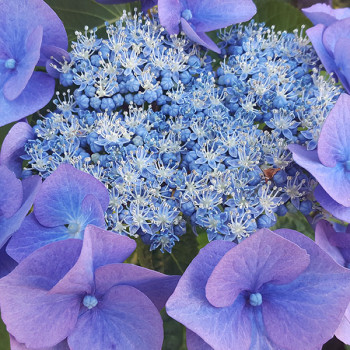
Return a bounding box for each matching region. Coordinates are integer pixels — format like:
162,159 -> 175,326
289,93 -> 350,211
166,228 -> 350,349
0,225 -> 180,349
315,220 -> 350,344
303,4 -> 350,92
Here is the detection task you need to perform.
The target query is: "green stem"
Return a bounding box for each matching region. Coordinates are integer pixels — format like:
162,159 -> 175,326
170,253 -> 184,274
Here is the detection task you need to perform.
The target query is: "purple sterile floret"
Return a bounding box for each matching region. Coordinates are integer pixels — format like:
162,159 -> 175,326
95,0 -> 157,12
0,165 -> 41,251
0,225 -> 179,349
304,5 -> 350,92
303,3 -> 350,26
0,0 -> 68,126
314,185 -> 350,222
315,220 -> 350,344
289,93 -> 350,207
0,122 -> 34,177
166,228 -> 350,350
6,163 -> 109,262
158,0 -> 256,53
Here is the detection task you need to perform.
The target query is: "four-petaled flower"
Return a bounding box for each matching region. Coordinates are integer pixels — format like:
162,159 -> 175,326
289,93 -> 350,209
166,228 -> 350,349
303,4 -> 350,92
7,163 -> 109,262
0,0 -> 69,126
158,0 -> 257,53
0,225 -> 180,349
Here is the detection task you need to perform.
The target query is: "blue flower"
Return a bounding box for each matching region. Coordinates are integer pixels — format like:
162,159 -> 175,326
0,0 -> 68,126
7,164 -> 109,262
158,0 -> 256,53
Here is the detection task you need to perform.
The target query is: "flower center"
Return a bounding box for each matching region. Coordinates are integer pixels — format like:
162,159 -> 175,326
67,222 -> 81,235
5,58 -> 16,70
83,295 -> 98,309
181,9 -> 193,21
249,292 -> 262,306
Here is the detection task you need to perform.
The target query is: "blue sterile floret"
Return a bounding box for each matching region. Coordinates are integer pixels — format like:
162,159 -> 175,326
22,12 -> 341,252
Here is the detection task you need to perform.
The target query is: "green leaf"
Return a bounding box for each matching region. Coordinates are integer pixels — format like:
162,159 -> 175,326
0,316 -> 10,350
272,211 -> 315,240
44,0 -> 140,43
253,0 -> 312,31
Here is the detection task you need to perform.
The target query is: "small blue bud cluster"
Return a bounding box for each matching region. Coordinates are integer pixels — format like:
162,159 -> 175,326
23,13 -> 341,252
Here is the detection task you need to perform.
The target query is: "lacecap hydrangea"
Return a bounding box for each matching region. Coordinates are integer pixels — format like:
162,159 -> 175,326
22,10 -> 341,252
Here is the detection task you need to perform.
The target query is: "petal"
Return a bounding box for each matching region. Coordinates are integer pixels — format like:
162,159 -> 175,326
333,38 -> 350,93
67,285 -> 163,350
0,243 -> 17,278
42,45 -> 70,78
289,144 -> 350,207
206,229 -> 310,308
0,165 -> 23,218
34,164 -> 109,227
0,71 -> 55,127
302,4 -> 350,26
0,240 -> 83,348
6,213 -> 71,262
264,229 -> 350,349
186,329 -> 213,350
141,0 -> 158,12
335,306 -> 350,345
181,18 -> 220,53
10,335 -> 70,350
166,241 -> 253,350
74,194 -> 107,237
50,226 -> 136,295
188,0 -> 256,32
0,0 -> 67,66
306,24 -> 338,75
3,26 -> 42,101
0,121 -> 34,177
315,219 -> 345,266
323,18 -> 350,56
0,288 -> 80,348
94,263 -> 180,310
5,237 -> 82,290
0,175 -> 42,250
158,0 -> 182,35
318,93 -> 350,166
314,185 -> 350,222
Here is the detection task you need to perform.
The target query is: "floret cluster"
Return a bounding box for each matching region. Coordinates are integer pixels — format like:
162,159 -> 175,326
23,11 -> 342,252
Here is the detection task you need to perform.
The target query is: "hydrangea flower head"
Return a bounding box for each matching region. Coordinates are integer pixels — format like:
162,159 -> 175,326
0,0 -> 68,126
0,225 -> 179,349
158,0 -> 256,53
7,163 -> 109,262
20,14 -> 342,251
304,5 -> 350,92
315,220 -> 350,344
166,228 -> 350,349
290,93 -> 350,208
